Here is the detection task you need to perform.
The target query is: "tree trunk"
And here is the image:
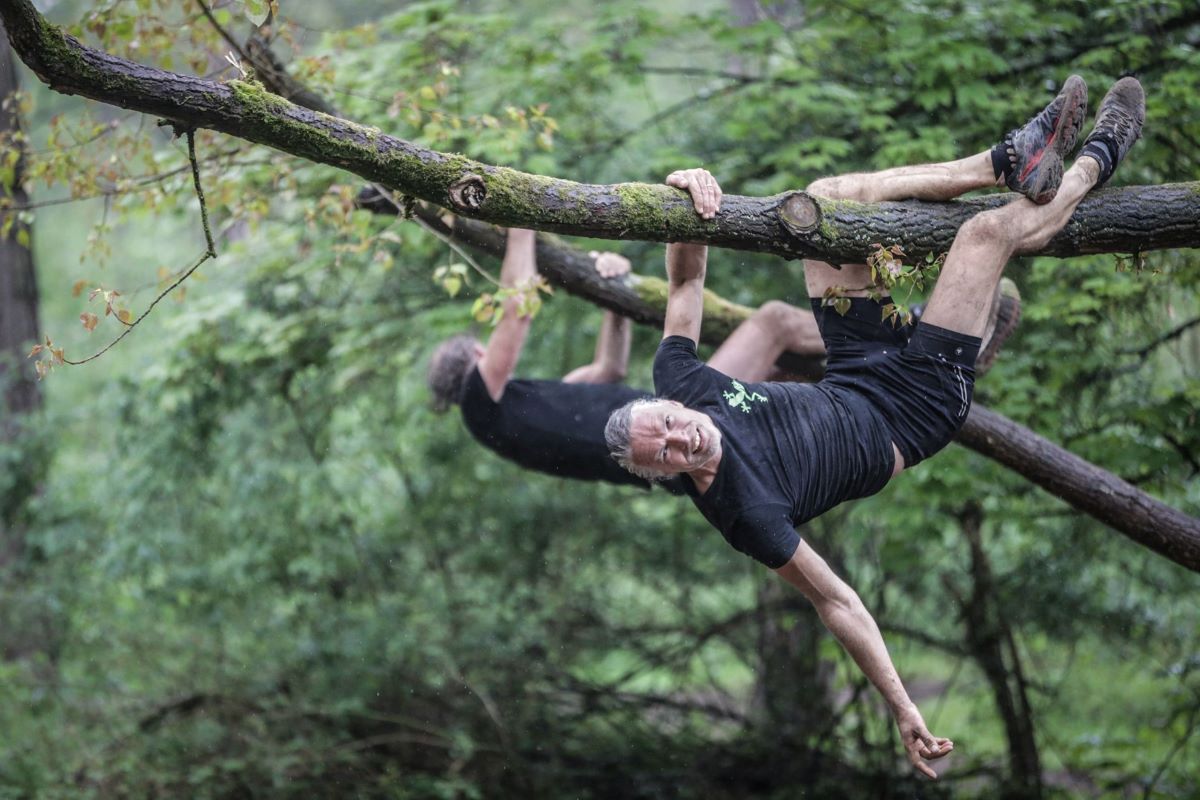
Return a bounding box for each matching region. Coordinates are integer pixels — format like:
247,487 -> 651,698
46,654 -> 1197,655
1,0 -> 1198,263
0,16 -> 37,422
956,503 -> 1043,799
0,18 -> 55,664
0,16 -> 40,556
750,578 -> 833,736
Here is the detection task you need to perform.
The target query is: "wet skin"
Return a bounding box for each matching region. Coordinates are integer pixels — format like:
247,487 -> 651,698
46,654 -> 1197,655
629,400 -> 722,475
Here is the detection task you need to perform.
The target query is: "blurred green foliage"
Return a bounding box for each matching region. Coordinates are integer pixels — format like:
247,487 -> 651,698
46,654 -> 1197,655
1,0 -> 1199,797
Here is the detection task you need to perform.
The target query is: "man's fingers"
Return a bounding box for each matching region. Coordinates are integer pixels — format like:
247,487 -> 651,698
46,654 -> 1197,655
697,170 -> 716,216
905,743 -> 932,775
697,169 -> 721,217
665,171 -> 689,188
905,743 -> 941,780
592,252 -> 632,278
692,169 -> 716,218
665,168 -> 722,219
923,739 -> 954,760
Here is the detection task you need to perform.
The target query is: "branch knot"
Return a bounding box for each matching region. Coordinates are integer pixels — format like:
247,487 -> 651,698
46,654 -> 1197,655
448,173 -> 486,211
779,192 -> 820,234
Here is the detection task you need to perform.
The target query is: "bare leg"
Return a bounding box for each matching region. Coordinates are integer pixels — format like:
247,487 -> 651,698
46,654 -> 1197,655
803,152 -> 997,302
921,158 -> 1101,338
708,301 -> 824,382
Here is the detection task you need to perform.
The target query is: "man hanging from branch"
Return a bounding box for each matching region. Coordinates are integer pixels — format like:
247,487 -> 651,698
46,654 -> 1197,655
426,227 -> 828,493
604,76 -> 1144,777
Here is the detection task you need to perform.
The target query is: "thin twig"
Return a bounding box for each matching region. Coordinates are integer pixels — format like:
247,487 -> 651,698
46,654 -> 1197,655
368,182 -> 499,285
195,0 -> 252,68
189,130 -> 218,256
1122,315 -> 1200,358
581,79 -> 758,159
5,148 -> 250,211
65,130 -> 217,365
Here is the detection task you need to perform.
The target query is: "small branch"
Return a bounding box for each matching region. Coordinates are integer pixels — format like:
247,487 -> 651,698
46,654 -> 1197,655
1141,701 -> 1200,800
188,129 -> 217,257
64,130 -> 217,365
1121,315 -> 1200,359
3,147 -> 249,210
368,183 -> 498,285
639,65 -> 757,82
582,79 -> 758,159
195,0 -> 251,69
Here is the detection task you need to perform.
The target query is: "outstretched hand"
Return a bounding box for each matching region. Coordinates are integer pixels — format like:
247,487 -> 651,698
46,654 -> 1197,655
665,168 -> 722,219
895,706 -> 954,779
588,251 -> 632,279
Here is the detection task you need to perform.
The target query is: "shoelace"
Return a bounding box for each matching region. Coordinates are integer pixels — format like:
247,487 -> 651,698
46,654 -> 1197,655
1098,107 -> 1141,155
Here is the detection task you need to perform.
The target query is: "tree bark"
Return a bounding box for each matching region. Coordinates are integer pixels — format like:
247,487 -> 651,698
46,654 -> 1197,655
2,0 -> 1199,263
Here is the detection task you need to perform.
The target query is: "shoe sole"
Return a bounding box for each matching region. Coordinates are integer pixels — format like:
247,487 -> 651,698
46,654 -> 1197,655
1017,76 -> 1087,204
977,279 -> 1022,376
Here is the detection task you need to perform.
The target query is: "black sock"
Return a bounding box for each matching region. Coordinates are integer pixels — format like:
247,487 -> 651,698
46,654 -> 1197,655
1079,135 -> 1116,184
990,135 -> 1014,180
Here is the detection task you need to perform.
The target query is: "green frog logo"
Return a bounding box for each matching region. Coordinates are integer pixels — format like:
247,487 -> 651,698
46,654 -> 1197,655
723,379 -> 768,414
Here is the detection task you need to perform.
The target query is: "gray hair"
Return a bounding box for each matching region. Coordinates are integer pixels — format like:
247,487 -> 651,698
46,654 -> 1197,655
427,334 -> 480,413
604,398 -> 675,481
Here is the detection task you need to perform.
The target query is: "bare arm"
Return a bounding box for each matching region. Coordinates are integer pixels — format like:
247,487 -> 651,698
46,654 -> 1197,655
563,252 -> 633,384
562,311 -> 632,384
662,168 -> 721,343
477,228 -> 538,401
776,540 -> 954,779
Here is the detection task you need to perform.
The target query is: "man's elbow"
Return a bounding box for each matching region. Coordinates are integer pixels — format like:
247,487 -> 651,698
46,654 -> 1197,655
813,583 -> 867,622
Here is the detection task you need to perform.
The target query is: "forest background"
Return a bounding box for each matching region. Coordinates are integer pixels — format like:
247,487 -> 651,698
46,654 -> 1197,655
1,0 -> 1199,797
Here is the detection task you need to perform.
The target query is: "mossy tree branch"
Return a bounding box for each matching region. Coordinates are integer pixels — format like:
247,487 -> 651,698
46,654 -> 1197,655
2,0 -> 1200,263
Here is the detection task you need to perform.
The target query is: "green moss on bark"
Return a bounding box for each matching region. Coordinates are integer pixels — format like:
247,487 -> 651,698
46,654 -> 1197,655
615,183 -> 704,235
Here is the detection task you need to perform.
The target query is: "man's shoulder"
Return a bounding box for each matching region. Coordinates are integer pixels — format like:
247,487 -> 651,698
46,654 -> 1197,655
653,336 -> 722,402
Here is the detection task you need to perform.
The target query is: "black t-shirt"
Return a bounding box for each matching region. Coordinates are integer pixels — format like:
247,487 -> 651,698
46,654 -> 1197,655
654,336 -> 895,568
459,367 -> 686,494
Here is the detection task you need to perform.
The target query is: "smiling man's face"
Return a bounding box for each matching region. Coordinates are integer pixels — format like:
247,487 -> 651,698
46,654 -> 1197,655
628,400 -> 722,474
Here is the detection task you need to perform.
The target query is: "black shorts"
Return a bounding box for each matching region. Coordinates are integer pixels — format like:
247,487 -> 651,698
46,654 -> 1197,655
810,297 -> 981,467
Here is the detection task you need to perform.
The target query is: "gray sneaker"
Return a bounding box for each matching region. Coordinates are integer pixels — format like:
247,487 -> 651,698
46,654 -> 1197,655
1000,75 -> 1088,204
1079,77 -> 1145,186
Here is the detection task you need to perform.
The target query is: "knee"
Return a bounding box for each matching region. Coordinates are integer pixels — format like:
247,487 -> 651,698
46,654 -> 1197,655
958,209 -> 1015,247
748,299 -> 816,347
751,300 -> 801,342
